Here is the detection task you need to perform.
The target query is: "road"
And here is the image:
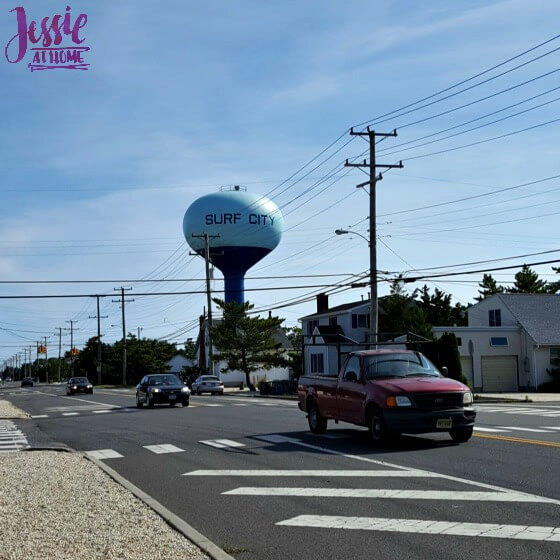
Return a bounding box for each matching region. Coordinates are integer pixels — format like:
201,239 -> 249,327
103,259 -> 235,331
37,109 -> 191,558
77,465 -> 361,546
2,384 -> 560,559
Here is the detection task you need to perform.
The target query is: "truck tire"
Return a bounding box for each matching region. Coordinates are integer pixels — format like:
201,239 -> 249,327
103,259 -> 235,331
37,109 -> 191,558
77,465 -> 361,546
449,427 -> 473,443
307,401 -> 327,434
368,407 -> 389,444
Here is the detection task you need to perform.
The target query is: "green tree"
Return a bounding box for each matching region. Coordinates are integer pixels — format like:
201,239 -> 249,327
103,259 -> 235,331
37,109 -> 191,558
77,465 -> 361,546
416,285 -> 467,326
507,264 -> 553,293
474,273 -> 504,302
211,298 -> 286,392
283,326 -> 303,379
423,332 -> 468,385
379,278 -> 432,341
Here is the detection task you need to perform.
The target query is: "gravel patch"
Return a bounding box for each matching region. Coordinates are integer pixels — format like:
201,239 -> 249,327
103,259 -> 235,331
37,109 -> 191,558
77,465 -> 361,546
0,400 -> 211,560
0,452 -> 211,560
0,400 -> 30,419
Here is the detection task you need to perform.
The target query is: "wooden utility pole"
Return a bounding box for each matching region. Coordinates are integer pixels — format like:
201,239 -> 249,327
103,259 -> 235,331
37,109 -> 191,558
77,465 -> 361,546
191,233 -> 220,376
89,296 -> 108,386
112,288 -> 133,386
345,128 -> 403,348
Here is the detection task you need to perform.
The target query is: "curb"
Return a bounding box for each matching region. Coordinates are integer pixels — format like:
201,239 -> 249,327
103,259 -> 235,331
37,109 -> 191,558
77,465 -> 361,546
86,455 -> 235,560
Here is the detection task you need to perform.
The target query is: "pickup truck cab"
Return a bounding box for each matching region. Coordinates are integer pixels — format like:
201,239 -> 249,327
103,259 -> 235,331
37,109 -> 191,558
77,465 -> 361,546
298,349 -> 476,444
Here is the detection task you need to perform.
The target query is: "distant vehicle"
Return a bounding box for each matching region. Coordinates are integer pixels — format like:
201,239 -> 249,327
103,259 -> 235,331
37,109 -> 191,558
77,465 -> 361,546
5,377 -> 12,382
21,378 -> 34,387
298,350 -> 476,444
191,375 -> 224,395
66,377 -> 93,395
136,374 -> 190,408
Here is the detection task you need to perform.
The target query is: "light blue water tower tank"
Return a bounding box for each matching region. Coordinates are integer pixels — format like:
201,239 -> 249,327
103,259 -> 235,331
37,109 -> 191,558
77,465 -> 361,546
183,186 -> 283,303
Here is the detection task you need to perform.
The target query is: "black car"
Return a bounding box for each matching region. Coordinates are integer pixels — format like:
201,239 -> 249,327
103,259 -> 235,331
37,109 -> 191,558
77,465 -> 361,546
66,377 -> 93,395
21,377 -> 34,387
136,374 -> 190,408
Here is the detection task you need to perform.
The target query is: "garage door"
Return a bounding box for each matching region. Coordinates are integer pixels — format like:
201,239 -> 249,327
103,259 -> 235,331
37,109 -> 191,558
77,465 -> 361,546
481,356 -> 518,392
460,357 -> 473,387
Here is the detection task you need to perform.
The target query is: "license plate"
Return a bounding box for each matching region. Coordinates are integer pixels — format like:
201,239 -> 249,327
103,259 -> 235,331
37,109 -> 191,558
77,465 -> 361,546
169,394 -> 176,400
436,418 -> 452,429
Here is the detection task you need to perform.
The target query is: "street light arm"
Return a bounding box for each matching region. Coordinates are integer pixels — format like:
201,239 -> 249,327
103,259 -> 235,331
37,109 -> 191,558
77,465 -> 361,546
334,228 -> 370,246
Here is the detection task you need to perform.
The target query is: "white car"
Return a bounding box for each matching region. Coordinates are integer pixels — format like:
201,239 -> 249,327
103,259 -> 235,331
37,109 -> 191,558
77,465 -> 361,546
191,375 -> 224,395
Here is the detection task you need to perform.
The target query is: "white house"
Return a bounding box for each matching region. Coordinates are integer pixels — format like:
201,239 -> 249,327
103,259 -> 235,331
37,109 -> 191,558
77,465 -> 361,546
166,354 -> 194,374
434,294 -> 560,392
300,293 -> 379,376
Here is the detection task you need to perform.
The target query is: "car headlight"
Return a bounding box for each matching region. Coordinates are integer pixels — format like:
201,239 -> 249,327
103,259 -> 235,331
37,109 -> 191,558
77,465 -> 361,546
72,385 -> 77,390
87,385 -> 92,389
151,388 -> 161,393
386,395 -> 412,407
181,387 -> 190,393
462,391 -> 473,405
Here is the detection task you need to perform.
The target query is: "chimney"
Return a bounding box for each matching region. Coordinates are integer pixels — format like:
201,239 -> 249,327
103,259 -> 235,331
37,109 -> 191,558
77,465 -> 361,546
317,293 -> 329,314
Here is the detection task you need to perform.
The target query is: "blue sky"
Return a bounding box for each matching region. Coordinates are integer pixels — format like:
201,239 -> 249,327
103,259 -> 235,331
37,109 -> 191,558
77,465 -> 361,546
1,0 -> 560,362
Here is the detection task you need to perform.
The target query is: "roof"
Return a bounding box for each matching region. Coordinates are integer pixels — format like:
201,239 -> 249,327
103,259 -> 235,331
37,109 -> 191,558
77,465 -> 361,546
300,299 -> 370,321
312,325 -> 358,344
495,294 -> 560,345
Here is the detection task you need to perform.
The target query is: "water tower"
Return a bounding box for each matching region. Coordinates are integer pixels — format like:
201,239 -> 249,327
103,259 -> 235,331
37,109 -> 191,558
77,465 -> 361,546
183,186 -> 283,303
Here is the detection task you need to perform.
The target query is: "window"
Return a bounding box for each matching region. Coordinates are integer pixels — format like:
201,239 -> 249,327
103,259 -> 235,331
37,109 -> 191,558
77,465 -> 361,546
307,320 -> 319,336
310,353 -> 324,374
490,337 -> 508,347
489,309 -> 501,327
343,356 -> 360,381
456,337 -> 462,347
329,316 -> 338,326
351,313 -> 369,329
550,347 -> 560,366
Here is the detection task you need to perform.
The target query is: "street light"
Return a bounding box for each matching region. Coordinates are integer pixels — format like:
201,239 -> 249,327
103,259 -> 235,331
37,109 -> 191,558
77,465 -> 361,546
335,227 -> 377,348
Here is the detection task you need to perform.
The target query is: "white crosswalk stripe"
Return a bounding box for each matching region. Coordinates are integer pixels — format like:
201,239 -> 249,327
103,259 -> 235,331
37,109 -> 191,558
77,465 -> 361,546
144,444 -> 184,454
277,516 -> 560,541
0,420 -> 28,452
85,449 -> 123,459
199,439 -> 246,449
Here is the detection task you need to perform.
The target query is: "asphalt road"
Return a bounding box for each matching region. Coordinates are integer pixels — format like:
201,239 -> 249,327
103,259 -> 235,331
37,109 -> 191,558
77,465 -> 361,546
3,384 -> 560,560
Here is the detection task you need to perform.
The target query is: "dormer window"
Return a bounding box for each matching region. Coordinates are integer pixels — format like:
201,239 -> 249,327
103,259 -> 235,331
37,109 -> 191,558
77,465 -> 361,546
489,309 -> 501,327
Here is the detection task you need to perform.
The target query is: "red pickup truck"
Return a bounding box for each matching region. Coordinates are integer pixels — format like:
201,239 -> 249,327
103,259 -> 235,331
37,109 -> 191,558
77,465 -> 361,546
298,349 -> 476,444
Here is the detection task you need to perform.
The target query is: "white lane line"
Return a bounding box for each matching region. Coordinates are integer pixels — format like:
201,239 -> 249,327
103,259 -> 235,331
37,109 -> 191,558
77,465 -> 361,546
195,403 -> 223,408
499,426 -> 554,433
183,469 -> 440,477
144,444 -> 184,454
85,449 -> 123,459
473,427 -> 509,433
255,434 -> 560,505
541,426 -> 560,430
31,415 -> 49,418
224,488 -> 554,502
199,439 -> 246,449
92,410 -> 111,414
277,516 -> 560,541
232,404 -> 249,407
62,412 -> 79,416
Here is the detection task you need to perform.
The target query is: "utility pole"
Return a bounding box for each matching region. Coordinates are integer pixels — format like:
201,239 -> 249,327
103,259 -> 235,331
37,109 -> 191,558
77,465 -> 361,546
345,127 -> 403,348
89,296 -> 108,386
44,336 -> 49,384
57,328 -> 62,382
112,287 -> 133,386
191,233 -> 220,376
65,320 -> 79,375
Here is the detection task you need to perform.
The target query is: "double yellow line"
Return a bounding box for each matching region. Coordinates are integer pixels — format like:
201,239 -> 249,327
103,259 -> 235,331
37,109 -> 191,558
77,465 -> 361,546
474,432 -> 560,448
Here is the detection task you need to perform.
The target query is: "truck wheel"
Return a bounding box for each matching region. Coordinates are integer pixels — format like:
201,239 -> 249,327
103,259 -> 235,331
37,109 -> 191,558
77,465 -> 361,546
368,407 -> 389,444
307,402 -> 327,434
449,427 -> 473,443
